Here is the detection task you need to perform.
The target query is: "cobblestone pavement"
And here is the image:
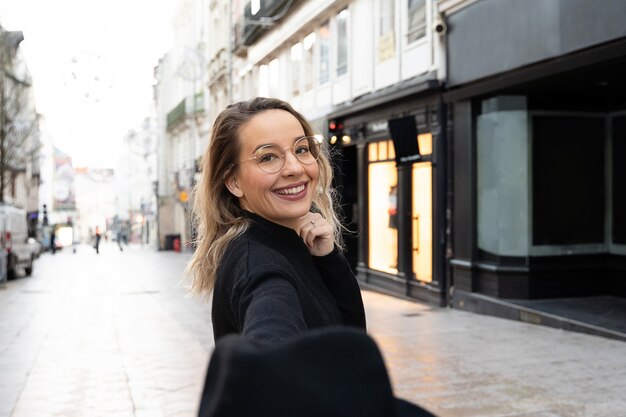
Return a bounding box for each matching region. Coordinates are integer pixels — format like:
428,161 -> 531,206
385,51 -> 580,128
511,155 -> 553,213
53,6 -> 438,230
0,243 -> 625,417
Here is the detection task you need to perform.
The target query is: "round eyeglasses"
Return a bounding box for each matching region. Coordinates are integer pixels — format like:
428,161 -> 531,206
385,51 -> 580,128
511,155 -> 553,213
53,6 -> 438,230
233,136 -> 321,174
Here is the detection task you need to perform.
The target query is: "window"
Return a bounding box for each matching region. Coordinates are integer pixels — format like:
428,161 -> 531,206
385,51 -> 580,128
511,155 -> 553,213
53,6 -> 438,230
533,115 -> 605,245
303,33 -> 316,91
368,140 -> 398,274
336,9 -> 349,77
380,0 -> 395,36
258,64 -> 269,97
319,21 -> 330,84
477,96 -> 529,256
268,58 -> 279,97
407,0 -> 426,43
290,43 -> 302,95
378,0 -> 396,62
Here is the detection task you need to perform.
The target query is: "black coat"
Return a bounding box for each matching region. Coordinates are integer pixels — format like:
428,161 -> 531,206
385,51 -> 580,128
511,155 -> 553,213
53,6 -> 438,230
198,327 -> 436,417
212,211 -> 366,343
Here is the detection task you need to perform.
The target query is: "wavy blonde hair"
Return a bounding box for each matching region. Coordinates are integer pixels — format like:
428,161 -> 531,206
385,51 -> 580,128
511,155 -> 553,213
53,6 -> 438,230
186,97 -> 343,299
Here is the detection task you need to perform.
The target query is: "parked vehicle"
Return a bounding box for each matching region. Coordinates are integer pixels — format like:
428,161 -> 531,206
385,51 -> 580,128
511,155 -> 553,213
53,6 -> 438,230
27,237 -> 43,259
0,249 -> 7,283
0,205 -> 36,279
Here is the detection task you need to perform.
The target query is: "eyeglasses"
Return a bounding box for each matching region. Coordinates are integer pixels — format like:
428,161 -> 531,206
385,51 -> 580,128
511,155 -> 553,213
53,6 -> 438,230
233,136 -> 321,174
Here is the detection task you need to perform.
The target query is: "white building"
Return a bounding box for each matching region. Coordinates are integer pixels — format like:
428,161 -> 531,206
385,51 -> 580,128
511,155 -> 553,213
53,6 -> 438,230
154,0 -> 211,250
0,27 -> 41,234
115,117 -> 158,245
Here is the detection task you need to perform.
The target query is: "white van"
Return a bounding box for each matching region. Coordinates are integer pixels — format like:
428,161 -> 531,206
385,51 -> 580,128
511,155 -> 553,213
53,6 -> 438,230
0,205 -> 35,279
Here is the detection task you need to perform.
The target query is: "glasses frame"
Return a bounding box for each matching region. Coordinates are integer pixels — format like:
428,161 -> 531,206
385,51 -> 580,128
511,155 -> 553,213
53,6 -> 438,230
232,136 -> 322,174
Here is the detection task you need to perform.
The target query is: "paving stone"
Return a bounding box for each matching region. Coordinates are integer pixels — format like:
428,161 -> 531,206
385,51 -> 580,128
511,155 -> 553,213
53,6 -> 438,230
0,243 -> 625,417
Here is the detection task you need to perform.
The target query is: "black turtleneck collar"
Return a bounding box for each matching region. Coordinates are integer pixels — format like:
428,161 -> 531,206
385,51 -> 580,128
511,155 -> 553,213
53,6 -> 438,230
243,211 -> 311,259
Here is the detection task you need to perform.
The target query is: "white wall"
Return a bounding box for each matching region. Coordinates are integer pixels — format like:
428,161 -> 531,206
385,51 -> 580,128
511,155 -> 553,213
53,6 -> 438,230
230,0 -> 441,126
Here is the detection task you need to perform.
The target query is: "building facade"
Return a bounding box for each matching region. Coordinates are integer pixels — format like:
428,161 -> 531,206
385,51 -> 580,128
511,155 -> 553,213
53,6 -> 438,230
154,0 -> 211,250
442,0 -> 626,313
0,27 -> 41,235
229,0 -> 448,304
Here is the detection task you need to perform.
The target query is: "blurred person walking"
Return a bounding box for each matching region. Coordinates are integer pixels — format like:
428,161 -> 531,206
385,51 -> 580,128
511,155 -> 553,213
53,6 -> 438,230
93,226 -> 101,254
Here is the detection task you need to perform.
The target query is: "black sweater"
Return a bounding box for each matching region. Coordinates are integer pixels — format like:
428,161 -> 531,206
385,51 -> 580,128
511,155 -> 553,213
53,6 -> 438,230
212,212 -> 366,343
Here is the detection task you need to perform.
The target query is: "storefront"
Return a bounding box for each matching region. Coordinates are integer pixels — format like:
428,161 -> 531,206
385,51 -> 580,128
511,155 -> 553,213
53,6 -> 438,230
444,0 -> 626,308
328,76 -> 448,306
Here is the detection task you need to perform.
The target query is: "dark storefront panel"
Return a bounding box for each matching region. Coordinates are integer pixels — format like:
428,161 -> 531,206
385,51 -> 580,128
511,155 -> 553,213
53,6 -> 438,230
532,115 -> 606,245
614,116 -> 626,244
446,0 -> 626,87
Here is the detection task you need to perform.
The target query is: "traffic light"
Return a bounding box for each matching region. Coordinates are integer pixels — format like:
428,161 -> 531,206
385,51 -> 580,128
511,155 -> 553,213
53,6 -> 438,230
42,204 -> 48,226
328,120 -> 344,145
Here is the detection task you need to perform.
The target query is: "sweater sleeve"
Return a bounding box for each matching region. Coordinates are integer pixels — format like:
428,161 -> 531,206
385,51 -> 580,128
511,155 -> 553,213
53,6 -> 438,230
233,272 -> 308,343
313,247 -> 366,330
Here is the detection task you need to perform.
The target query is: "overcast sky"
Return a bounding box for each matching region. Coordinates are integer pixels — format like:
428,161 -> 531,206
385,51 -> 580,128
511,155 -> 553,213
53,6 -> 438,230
0,0 -> 175,167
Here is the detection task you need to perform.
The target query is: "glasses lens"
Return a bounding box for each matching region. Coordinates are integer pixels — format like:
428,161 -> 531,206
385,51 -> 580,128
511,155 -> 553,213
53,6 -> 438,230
294,137 -> 320,165
255,146 -> 284,173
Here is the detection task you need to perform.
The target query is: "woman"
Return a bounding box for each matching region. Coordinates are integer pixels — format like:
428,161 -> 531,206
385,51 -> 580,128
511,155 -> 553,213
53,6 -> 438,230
187,97 -> 366,343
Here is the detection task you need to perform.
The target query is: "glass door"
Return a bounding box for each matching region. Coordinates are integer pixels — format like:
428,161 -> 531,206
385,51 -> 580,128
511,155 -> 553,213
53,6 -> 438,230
367,140 -> 398,274
412,161 -> 432,282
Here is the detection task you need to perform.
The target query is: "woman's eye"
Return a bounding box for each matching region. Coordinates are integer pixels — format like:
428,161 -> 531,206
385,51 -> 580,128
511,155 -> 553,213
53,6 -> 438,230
258,152 -> 279,163
295,146 -> 310,155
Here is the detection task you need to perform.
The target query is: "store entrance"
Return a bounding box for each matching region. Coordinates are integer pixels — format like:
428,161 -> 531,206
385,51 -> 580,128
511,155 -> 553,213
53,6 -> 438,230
412,161 -> 432,283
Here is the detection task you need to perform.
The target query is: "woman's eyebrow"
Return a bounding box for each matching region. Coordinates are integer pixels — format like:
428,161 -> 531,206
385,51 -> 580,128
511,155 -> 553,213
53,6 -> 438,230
251,136 -> 305,152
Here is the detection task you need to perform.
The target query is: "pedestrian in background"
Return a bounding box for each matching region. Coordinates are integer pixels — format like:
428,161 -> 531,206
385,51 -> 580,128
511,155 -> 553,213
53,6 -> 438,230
93,226 -> 101,254
49,229 -> 57,255
186,97 -> 366,343
116,228 -> 127,252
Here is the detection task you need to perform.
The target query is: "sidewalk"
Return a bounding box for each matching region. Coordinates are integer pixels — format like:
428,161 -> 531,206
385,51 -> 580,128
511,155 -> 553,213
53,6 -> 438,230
365,290 -> 626,417
0,246 -> 624,417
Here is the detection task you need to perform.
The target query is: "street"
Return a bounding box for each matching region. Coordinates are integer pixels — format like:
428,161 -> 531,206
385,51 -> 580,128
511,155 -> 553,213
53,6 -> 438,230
1,243 -> 625,417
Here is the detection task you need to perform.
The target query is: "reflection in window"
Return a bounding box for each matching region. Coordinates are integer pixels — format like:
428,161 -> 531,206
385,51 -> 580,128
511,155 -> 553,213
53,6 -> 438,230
303,33 -> 316,91
268,58 -> 280,97
319,21 -> 330,84
291,43 -> 302,95
336,9 -> 349,76
368,140 -> 398,274
380,0 -> 395,36
407,0 -> 426,43
258,64 -> 269,97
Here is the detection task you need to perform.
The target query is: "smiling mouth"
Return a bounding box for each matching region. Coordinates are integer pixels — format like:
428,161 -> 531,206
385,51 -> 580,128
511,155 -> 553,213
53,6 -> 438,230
274,184 -> 306,195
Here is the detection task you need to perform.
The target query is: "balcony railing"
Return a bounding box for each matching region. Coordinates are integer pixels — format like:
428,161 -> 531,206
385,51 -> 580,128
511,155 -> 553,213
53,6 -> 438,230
166,93 -> 205,131
233,0 -> 292,50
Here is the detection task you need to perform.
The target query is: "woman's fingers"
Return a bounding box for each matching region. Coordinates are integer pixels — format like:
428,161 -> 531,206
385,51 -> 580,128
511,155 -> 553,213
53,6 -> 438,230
298,213 -> 334,256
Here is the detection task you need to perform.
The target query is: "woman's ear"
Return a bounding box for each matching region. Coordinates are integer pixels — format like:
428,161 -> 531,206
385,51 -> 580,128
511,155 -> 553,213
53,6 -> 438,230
225,175 -> 243,197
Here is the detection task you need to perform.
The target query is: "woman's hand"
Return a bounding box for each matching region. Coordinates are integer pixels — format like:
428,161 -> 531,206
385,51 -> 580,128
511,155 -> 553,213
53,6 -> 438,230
297,212 -> 334,256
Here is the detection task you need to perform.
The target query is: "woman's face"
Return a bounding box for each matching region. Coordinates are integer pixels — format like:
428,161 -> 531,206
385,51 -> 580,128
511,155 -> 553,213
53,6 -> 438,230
227,109 -> 319,229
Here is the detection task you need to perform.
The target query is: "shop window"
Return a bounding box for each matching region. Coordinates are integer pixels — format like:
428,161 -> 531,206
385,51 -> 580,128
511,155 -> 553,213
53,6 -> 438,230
532,115 -> 605,245
477,96 -> 529,256
412,162 -> 432,282
417,133 -> 432,155
368,140 -> 398,274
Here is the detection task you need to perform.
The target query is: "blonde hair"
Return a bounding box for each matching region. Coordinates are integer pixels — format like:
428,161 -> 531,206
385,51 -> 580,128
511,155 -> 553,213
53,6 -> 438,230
186,97 -> 344,299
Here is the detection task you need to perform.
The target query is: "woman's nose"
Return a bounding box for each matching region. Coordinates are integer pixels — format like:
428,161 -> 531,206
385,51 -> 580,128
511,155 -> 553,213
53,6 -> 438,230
281,151 -> 304,175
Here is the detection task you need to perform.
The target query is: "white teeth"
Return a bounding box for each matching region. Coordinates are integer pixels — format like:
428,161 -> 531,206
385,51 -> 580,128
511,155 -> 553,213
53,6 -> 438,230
275,184 -> 305,195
